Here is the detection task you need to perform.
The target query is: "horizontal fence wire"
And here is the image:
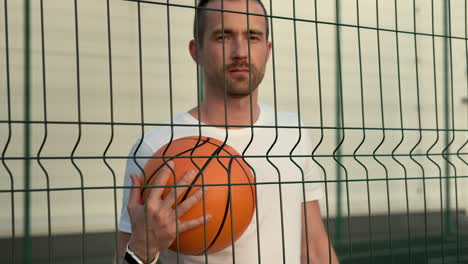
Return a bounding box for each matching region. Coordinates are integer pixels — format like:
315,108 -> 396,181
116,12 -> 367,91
1,0 -> 467,263
1,152 -> 467,161
1,174 -> 467,193
2,120 -> 468,132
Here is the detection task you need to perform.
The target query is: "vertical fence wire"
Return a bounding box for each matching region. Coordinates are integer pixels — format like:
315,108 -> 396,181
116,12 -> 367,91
355,1 -> 374,260
290,1 -> 312,263
461,0 -> 468,169
132,1 -> 158,263
102,0 -> 120,262
192,2 -> 211,263
353,0 -> 372,260
427,0 -> 445,262
163,0 -> 181,261
219,1 -> 233,263
263,1 -> 277,262
310,0 -> 333,262
2,0 -> 15,262
409,0 -> 428,262
37,0 -> 52,262
353,0 -> 365,259
374,1 -> 393,262
70,0 -> 87,262
446,1 -> 460,261
239,1 -> 253,262
391,0 -> 413,261
459,11 -> 468,251
242,1 -> 263,263
268,0 -> 285,261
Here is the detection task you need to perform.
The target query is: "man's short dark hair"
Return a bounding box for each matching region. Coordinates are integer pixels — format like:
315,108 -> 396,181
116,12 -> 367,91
193,0 -> 270,46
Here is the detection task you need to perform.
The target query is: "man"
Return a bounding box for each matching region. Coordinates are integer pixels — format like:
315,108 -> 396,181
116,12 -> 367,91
118,0 -> 339,263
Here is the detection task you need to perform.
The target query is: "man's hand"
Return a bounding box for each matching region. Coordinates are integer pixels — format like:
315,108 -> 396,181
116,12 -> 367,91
126,161 -> 211,263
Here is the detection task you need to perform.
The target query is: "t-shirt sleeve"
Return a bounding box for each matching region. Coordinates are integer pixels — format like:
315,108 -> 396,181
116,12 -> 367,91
302,155 -> 325,202
118,139 -> 154,233
300,128 -> 325,202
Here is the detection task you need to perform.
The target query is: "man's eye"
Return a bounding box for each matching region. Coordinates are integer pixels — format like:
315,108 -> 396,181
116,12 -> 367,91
216,34 -> 230,41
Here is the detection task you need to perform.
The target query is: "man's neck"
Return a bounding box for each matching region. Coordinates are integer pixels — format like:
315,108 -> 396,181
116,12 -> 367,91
189,97 -> 260,129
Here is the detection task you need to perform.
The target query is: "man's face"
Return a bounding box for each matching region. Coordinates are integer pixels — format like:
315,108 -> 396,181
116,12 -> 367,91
197,0 -> 271,98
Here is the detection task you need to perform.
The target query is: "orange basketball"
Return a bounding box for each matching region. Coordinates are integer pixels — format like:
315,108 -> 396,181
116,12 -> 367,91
140,136 -> 256,255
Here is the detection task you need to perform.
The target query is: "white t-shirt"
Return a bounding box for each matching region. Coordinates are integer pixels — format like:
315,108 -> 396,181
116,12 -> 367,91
119,104 -> 324,263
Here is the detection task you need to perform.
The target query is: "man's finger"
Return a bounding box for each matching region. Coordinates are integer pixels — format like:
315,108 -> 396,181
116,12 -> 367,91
162,170 -> 196,208
162,170 -> 197,209
128,173 -> 142,209
175,187 -> 208,216
178,214 -> 212,233
147,160 -> 175,205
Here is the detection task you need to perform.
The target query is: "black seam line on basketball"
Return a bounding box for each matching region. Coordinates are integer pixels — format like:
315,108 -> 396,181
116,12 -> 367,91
226,153 -> 256,209
179,137 -> 224,203
205,157 -> 235,253
194,138 -> 254,186
198,139 -> 256,211
223,153 -> 255,204
141,137 -> 210,196
144,137 -> 209,185
217,145 -> 255,198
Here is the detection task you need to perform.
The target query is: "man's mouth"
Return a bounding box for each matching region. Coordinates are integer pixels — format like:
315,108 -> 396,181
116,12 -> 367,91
228,67 -> 250,79
229,68 -> 249,73
228,68 -> 249,79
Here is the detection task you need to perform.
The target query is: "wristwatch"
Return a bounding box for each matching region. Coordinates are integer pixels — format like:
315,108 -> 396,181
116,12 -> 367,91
125,244 -> 159,264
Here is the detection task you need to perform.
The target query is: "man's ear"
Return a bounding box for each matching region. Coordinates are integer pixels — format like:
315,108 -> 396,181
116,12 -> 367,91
189,40 -> 200,64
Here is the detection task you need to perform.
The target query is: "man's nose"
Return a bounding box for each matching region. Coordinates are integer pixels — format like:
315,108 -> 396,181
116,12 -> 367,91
230,38 -> 248,60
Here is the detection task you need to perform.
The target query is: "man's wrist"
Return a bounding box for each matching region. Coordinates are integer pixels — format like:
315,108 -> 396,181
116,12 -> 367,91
126,243 -> 160,264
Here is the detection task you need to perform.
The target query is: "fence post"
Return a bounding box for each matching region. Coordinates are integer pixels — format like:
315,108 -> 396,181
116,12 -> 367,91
335,0 -> 343,243
23,0 -> 32,263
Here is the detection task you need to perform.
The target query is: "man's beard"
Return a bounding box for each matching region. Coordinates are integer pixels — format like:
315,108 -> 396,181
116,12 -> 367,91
214,61 -> 265,98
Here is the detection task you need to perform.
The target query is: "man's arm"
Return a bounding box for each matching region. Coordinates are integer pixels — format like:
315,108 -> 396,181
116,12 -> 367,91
301,200 -> 339,264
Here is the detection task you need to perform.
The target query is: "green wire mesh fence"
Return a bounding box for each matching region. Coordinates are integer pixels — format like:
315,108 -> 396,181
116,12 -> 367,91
1,0 -> 467,263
